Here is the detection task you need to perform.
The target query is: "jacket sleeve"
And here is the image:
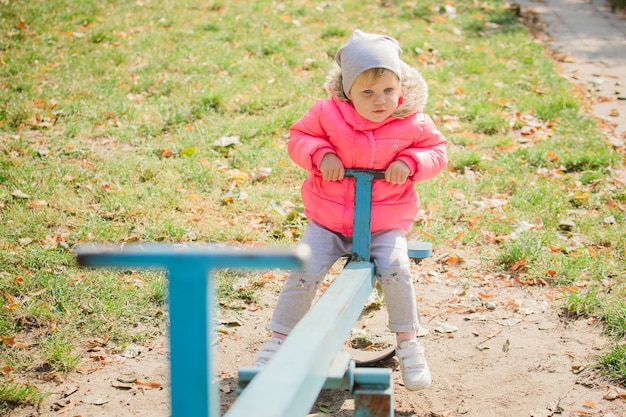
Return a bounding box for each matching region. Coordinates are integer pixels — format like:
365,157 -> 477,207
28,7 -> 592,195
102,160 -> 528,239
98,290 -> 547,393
396,113 -> 448,183
288,100 -> 336,172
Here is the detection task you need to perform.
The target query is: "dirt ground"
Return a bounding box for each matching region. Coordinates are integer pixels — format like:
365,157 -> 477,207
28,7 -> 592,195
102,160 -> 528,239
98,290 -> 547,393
5,245 -> 626,417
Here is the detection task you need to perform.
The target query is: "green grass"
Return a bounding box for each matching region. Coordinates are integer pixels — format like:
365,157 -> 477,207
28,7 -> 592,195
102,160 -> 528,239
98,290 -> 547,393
1,0 -> 625,406
0,381 -> 47,414
601,344 -> 626,386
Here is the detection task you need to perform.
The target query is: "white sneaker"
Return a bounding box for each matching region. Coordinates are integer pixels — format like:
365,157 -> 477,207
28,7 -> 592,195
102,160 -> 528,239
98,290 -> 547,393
396,339 -> 431,391
253,337 -> 284,367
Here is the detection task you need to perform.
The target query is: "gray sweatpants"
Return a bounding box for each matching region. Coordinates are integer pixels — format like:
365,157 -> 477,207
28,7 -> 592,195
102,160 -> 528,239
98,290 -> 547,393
269,221 -> 420,335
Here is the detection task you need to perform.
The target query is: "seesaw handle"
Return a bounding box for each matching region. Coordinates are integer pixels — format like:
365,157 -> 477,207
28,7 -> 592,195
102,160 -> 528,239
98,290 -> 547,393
344,168 -> 386,179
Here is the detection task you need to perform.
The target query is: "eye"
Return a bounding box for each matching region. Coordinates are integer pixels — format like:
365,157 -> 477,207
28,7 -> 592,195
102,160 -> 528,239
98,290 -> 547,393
362,89 -> 373,95
384,88 -> 395,94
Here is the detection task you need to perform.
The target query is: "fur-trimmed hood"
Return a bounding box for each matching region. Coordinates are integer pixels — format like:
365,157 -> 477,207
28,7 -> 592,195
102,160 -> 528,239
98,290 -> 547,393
324,61 -> 429,119
289,59 -> 448,237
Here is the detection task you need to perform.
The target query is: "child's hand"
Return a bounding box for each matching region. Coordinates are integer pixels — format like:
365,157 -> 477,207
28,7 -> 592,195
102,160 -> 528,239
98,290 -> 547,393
385,160 -> 410,184
319,153 -> 345,181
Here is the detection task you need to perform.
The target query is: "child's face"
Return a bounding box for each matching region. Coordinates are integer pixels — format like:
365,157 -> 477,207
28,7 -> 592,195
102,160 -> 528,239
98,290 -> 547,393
348,71 -> 401,122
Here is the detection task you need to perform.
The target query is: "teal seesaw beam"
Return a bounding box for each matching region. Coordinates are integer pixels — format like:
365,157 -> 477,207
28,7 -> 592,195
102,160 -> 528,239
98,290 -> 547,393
228,261 -> 387,417
75,243 -> 309,417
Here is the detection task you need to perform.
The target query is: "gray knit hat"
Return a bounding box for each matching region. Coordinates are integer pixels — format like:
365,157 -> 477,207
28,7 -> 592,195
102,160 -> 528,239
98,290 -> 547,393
334,30 -> 403,96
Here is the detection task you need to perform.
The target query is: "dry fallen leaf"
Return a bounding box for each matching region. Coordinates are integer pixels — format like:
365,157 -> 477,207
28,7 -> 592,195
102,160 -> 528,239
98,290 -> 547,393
1,335 -> 15,345
12,189 -> 30,199
161,147 -> 174,158
135,380 -> 163,389
82,395 -> 109,405
212,135 -> 241,147
54,399 -> 76,413
1,335 -> 29,349
2,290 -> 17,305
112,380 -> 134,390
447,188 -> 466,200
29,200 -> 48,209
255,167 -> 272,181
583,399 -> 595,408
86,334 -> 110,349
603,386 -> 626,400
510,259 -> 528,272
198,157 -> 211,168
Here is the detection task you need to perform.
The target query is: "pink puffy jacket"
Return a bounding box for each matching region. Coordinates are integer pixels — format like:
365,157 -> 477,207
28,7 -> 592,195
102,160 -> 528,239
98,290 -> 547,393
288,62 -> 447,237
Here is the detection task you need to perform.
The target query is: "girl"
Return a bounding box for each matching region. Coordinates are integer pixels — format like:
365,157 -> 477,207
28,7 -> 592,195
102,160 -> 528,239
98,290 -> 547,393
255,30 -> 447,391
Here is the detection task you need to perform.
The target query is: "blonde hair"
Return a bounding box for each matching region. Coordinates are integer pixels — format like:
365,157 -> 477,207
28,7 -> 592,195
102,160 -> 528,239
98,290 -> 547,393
354,68 -> 400,88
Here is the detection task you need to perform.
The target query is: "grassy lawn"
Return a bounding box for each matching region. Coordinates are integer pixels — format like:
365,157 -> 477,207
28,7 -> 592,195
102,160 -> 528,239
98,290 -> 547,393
1,0 -> 625,409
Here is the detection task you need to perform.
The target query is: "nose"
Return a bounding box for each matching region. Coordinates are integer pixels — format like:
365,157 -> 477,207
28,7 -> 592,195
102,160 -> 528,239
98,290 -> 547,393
374,93 -> 385,104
